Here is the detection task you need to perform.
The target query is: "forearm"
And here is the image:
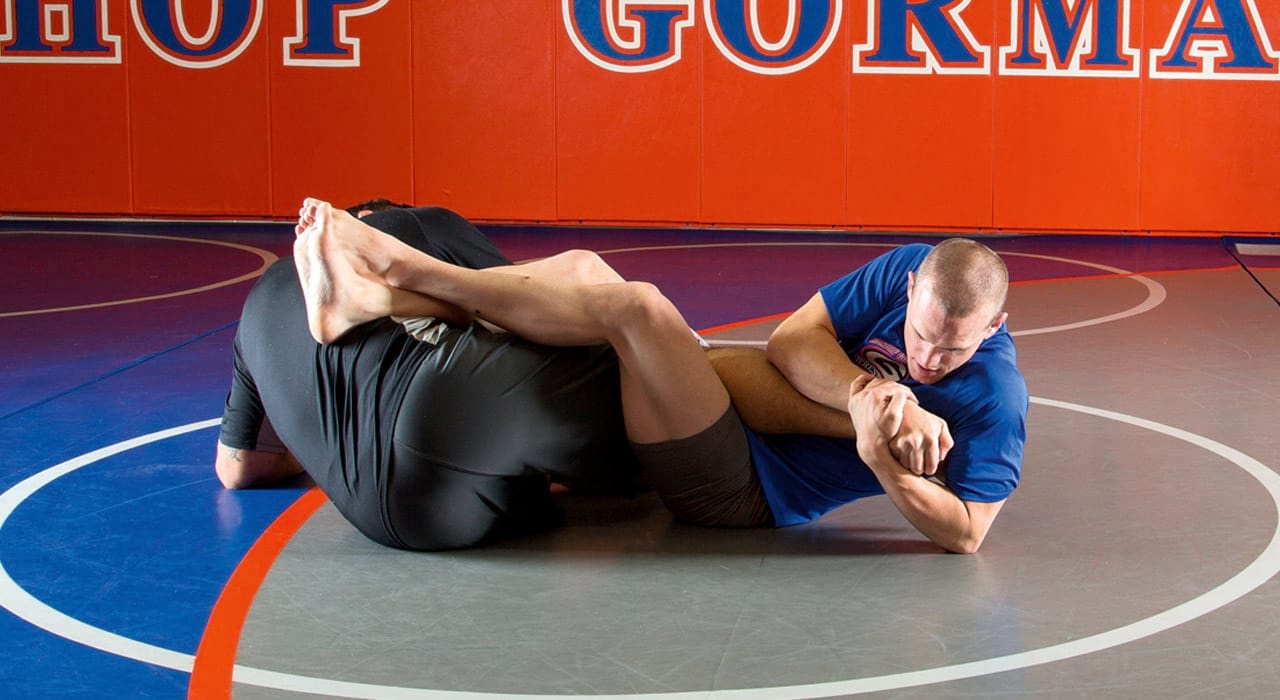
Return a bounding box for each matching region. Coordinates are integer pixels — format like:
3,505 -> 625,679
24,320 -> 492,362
848,380 -> 982,552
873,468 -> 988,553
765,293 -> 872,412
215,441 -> 304,489
767,330 -> 869,411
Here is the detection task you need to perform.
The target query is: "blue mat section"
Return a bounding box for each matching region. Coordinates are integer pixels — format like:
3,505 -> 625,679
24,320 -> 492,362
0,329 -> 305,698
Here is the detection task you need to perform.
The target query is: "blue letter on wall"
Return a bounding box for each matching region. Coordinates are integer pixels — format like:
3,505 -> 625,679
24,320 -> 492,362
1,0 -> 120,62
562,0 -> 695,73
132,0 -> 263,68
853,0 -> 989,74
1001,0 -> 1137,76
285,0 -> 388,67
705,0 -> 841,74
1153,0 -> 1277,77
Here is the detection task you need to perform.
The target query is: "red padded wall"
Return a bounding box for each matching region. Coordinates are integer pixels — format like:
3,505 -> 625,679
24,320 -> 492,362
702,1 -> 848,227
1139,1 -> 1280,235
555,11 -> 703,225
0,1 -> 1275,235
126,1 -> 271,215
412,1 -> 558,221
268,1 -> 414,216
0,1 -> 132,214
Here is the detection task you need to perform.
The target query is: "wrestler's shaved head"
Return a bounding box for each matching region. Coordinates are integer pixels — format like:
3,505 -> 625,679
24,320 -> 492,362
914,238 -> 1008,323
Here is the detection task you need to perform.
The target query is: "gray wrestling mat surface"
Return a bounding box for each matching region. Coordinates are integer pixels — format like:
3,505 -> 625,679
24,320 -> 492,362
232,265 -> 1280,698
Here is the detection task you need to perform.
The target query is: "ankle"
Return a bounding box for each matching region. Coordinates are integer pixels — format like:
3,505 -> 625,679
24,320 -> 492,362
380,257 -> 407,288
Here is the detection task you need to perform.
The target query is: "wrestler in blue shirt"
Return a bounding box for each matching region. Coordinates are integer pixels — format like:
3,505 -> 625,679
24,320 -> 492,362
746,242 -> 1028,548
749,243 -> 1028,526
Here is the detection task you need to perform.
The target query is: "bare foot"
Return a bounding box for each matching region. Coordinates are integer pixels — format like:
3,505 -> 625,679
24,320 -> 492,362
293,199 -> 395,343
295,199 -> 319,237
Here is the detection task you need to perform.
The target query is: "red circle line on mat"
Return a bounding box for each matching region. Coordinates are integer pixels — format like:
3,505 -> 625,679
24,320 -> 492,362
188,487 -> 328,699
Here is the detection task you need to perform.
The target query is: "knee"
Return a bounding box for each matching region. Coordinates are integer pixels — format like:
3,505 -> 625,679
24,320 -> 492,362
558,249 -> 619,284
600,281 -> 683,331
558,248 -> 601,267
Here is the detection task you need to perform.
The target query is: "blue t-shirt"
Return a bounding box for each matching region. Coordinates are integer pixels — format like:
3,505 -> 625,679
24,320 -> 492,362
749,244 -> 1029,526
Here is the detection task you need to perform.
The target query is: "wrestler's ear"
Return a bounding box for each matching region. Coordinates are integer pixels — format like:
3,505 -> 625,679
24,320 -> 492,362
985,311 -> 1008,338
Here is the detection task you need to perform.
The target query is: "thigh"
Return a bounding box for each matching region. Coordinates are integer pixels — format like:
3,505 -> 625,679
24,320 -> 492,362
488,250 -> 625,286
383,452 -> 558,551
392,325 -> 640,486
631,406 -> 774,528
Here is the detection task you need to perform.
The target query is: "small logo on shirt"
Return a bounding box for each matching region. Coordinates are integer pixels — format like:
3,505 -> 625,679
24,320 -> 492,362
856,339 -> 907,381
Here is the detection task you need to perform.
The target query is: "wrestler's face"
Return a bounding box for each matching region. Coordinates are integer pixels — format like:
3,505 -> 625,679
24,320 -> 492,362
903,273 -> 1006,385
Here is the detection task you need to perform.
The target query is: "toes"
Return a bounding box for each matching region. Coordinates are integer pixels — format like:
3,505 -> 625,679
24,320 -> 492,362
315,200 -> 332,225
292,233 -> 308,265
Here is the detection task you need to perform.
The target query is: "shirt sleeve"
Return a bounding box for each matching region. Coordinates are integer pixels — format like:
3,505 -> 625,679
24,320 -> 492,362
936,370 -> 1027,503
218,333 -> 269,451
819,244 -> 930,341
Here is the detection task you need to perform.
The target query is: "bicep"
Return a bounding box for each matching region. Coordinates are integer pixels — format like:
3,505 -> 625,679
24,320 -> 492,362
768,293 -> 837,355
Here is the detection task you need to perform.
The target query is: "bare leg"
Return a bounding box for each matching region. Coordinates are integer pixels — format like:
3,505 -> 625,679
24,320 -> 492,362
301,198 -> 729,444
296,200 -> 629,340
710,347 -> 854,438
488,249 -> 626,285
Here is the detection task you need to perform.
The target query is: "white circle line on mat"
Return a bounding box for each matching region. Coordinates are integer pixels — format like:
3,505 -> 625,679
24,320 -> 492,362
1,397 -> 1275,697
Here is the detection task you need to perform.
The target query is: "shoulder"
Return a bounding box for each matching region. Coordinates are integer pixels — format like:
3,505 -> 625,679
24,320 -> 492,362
827,243 -> 931,294
856,243 -> 934,275
242,258 -> 299,302
956,342 -> 1028,419
871,243 -> 931,274
894,242 -> 933,263
242,258 -> 303,309
923,331 -> 1025,418
262,257 -> 300,285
